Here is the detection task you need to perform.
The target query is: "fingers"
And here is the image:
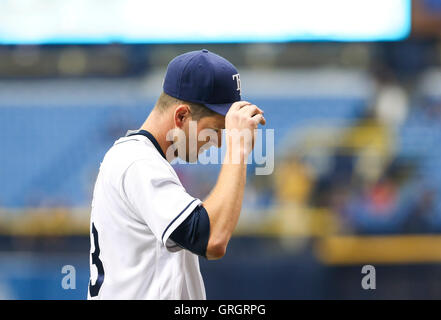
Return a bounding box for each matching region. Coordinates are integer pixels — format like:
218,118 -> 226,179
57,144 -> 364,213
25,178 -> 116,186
252,113 -> 266,126
229,101 -> 251,112
229,101 -> 264,115
256,106 -> 264,114
226,100 -> 265,129
239,104 -> 262,118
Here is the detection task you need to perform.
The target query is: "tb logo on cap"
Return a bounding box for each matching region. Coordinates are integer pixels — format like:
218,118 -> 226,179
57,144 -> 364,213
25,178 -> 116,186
232,74 -> 241,95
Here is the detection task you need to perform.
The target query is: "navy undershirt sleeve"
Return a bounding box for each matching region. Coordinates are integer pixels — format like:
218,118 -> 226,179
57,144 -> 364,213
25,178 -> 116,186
169,204 -> 210,258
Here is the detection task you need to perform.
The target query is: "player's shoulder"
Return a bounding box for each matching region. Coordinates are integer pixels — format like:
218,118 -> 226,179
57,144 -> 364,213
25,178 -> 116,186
101,134 -> 175,181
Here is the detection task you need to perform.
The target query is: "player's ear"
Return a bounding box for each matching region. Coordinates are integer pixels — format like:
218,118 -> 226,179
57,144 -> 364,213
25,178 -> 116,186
173,104 -> 191,129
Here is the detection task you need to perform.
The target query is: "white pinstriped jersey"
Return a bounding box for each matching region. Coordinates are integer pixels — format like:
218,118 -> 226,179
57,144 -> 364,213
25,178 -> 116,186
88,133 -> 206,300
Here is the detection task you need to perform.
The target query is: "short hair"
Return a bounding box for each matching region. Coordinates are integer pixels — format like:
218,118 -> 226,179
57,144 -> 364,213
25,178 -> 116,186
154,92 -> 218,120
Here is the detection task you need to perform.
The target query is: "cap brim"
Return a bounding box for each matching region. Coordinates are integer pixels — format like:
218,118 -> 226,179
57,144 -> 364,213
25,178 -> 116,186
204,102 -> 234,116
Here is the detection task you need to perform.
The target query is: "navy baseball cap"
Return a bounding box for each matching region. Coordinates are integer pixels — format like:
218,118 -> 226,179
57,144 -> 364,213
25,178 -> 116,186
163,49 -> 241,116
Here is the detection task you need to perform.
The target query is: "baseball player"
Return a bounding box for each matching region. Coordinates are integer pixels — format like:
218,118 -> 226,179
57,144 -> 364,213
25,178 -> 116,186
88,49 -> 265,299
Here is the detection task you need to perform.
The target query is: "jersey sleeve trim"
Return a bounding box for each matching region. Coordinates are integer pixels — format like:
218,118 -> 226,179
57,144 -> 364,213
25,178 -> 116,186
161,198 -> 202,247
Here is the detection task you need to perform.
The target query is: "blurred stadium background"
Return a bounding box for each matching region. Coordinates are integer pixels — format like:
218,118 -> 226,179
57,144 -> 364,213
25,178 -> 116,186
1,0 -> 441,299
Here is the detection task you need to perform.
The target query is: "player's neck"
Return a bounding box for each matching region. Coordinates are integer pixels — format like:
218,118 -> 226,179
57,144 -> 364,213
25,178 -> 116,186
139,111 -> 174,162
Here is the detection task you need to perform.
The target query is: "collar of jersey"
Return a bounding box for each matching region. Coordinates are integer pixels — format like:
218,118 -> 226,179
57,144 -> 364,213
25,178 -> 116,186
125,129 -> 167,160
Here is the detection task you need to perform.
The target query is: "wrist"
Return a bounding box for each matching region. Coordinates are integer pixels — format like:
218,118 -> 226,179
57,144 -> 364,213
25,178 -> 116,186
225,142 -> 248,165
